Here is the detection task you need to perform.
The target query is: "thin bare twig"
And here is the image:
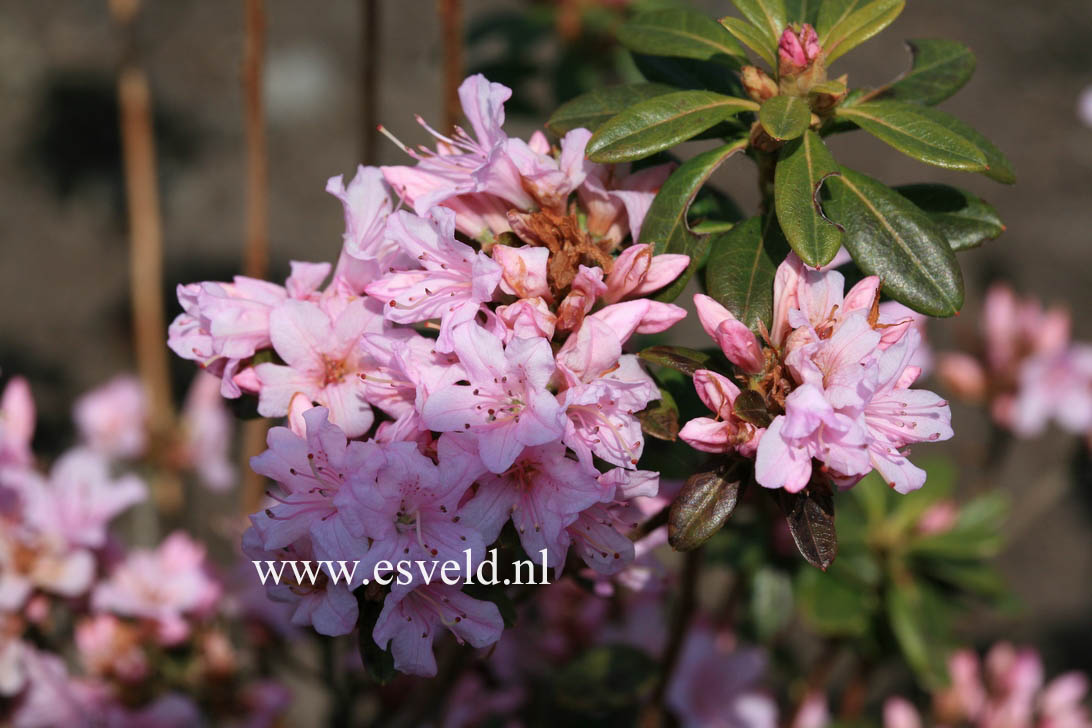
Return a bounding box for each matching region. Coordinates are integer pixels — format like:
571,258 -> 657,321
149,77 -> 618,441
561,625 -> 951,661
241,0 -> 269,515
437,0 -> 463,132
112,0 -> 180,513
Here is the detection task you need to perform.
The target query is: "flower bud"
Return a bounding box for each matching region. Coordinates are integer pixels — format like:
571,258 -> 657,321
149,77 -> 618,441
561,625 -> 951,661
742,65 -> 779,104
778,24 -> 821,77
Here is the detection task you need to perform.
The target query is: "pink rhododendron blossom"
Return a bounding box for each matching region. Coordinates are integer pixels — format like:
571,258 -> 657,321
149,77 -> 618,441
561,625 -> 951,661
73,375 -> 147,459
460,441 -> 610,569
679,369 -> 762,456
9,647 -> 104,728
177,371 -> 235,491
254,297 -> 384,437
92,532 -> 221,645
335,438 -> 485,579
0,377 -> 35,468
75,615 -> 148,683
372,581 -> 504,678
325,164 -> 399,264
579,157 -> 674,246
492,243 -> 551,300
779,23 -> 821,75
603,243 -> 690,304
365,208 -> 502,353
421,323 -> 564,473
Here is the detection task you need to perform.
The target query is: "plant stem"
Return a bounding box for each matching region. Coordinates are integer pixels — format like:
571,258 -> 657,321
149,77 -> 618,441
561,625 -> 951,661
437,0 -> 463,132
112,0 -> 180,514
241,0 -> 269,516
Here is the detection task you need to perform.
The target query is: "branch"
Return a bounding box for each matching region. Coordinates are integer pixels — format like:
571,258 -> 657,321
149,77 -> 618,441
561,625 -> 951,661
437,0 -> 463,132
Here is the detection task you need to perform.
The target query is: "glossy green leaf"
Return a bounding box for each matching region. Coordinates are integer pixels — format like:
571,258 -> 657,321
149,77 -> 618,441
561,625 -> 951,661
816,0 -> 862,38
826,166 -> 964,316
639,138 -> 750,301
888,38 -> 976,106
895,183 -> 1004,251
730,0 -> 787,47
934,113 -> 1016,184
778,486 -> 838,570
759,95 -> 812,141
618,8 -> 746,61
587,91 -> 758,163
638,389 -> 680,441
706,214 -> 790,331
547,83 -> 676,136
820,0 -> 905,65
835,101 -> 987,171
751,568 -> 794,641
796,567 -> 873,635
785,0 -> 820,24
632,54 -> 744,97
638,345 -> 713,375
718,16 -> 778,69
733,389 -> 774,428
775,130 -> 843,266
669,466 -> 745,551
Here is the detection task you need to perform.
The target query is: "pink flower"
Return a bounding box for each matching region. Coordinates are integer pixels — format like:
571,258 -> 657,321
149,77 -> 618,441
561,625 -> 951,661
0,377 -> 35,468
566,502 -> 636,575
92,532 -> 221,645
421,323 -> 564,473
667,624 -> 777,728
496,298 -> 557,341
556,265 -> 607,333
505,128 -> 588,213
73,375 -> 147,459
9,647 -> 104,728
492,244 -> 551,300
578,157 -> 674,247
254,296 -> 384,437
325,165 -> 399,264
604,244 -> 690,304
460,441 -> 611,569
679,370 -> 762,455
365,208 -> 502,353
75,614 -> 148,683
177,372 -> 235,491
556,316 -> 660,469
249,407 -> 368,552
0,526 -> 94,610
241,528 -> 358,637
14,448 -> 145,548
372,581 -> 504,677
334,437 -> 485,579
883,697 -> 922,728
694,294 -> 765,374
1010,345 -> 1092,437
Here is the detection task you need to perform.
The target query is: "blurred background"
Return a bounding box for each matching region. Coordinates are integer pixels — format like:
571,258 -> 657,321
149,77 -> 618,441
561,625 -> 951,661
1,0 -> 1089,688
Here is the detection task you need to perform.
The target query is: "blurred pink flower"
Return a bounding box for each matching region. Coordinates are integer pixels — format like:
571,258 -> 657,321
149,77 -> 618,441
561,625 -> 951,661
73,375 -> 147,459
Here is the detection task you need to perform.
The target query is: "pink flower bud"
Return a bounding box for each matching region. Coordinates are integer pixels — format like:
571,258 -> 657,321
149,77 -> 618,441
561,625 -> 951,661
937,353 -> 988,401
779,24 -> 821,76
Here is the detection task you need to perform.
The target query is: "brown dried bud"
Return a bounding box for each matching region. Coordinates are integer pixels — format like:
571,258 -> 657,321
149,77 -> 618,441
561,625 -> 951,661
742,65 -> 779,104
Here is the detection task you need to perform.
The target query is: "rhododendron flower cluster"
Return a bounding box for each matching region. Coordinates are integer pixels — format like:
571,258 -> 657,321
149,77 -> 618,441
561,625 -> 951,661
938,283 -> 1092,439
168,73 -> 689,676
0,377 -> 288,727
679,254 -> 954,494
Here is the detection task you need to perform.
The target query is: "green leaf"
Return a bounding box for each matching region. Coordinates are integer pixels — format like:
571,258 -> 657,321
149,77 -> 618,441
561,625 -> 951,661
638,345 -> 713,375
638,389 -> 680,441
733,389 -> 773,428
934,113 -> 1016,184
826,166 -> 964,316
759,95 -> 812,141
775,130 -> 844,266
751,568 -> 794,640
835,101 -> 987,171
705,214 -> 790,331
908,493 -> 1008,560
796,567 -> 873,635
785,0 -> 820,24
632,54 -> 745,97
887,583 -> 951,688
553,644 -> 658,713
924,560 -> 1008,600
547,83 -> 677,135
639,138 -> 750,301
729,0 -> 787,47
888,39 -> 976,106
777,486 -> 838,570
718,16 -> 778,70
587,91 -> 758,163
356,593 -> 396,684
895,184 -> 1004,251
618,8 -> 746,62
820,0 -> 905,65
669,465 -> 745,551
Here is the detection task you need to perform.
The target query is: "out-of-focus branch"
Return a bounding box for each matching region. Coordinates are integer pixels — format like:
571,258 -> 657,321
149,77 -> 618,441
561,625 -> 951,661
241,0 -> 269,516
112,0 -> 180,513
360,0 -> 380,164
438,0 -> 462,132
